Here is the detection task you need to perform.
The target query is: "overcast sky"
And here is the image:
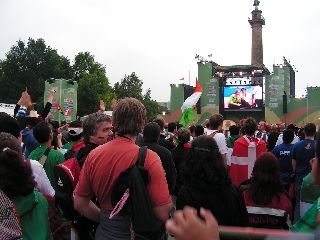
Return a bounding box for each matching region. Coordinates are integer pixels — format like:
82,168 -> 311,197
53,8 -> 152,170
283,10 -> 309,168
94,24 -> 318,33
1,0 -> 319,102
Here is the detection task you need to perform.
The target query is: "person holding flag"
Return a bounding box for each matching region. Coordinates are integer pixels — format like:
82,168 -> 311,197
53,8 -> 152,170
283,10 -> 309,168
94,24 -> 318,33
229,117 -> 267,186
181,78 -> 202,127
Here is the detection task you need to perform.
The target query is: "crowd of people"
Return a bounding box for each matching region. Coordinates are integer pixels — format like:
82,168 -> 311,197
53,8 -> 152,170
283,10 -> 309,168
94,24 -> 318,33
0,88 -> 320,240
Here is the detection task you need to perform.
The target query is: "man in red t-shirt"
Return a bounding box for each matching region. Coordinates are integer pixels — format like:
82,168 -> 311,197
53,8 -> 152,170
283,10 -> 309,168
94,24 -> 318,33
74,98 -> 173,239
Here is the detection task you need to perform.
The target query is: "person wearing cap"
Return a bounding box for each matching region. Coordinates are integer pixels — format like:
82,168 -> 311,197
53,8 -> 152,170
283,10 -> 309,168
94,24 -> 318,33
275,123 -> 300,146
60,120 -> 84,159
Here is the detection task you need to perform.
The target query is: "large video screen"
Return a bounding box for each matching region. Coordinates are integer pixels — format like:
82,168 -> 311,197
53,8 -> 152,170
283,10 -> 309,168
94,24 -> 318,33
223,85 -> 263,111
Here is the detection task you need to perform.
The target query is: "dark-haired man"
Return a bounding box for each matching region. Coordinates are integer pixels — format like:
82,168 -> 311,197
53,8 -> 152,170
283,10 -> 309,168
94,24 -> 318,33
291,122 -> 316,223
28,121 -> 65,188
153,118 -> 174,150
139,122 -> 176,194
272,130 -> 294,191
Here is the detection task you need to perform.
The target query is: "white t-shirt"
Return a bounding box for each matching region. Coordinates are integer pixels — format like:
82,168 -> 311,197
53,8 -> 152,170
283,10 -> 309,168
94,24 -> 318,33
275,133 -> 300,146
29,159 -> 55,197
206,130 -> 228,155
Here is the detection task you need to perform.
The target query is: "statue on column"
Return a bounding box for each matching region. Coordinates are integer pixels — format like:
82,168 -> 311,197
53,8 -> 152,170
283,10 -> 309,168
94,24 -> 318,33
253,0 -> 260,9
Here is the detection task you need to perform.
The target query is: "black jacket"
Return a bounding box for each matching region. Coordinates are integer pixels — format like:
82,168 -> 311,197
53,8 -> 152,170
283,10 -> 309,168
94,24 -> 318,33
139,142 -> 177,194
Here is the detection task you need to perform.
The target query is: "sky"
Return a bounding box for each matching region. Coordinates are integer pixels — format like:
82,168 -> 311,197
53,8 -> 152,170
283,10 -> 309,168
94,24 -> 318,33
1,0 -> 320,103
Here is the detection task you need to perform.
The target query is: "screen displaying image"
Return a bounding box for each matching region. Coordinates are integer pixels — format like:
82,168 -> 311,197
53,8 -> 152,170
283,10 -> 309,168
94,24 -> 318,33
223,85 -> 263,111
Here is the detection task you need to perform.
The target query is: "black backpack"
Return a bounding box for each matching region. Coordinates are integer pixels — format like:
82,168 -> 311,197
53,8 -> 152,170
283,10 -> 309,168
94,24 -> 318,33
111,146 -> 165,240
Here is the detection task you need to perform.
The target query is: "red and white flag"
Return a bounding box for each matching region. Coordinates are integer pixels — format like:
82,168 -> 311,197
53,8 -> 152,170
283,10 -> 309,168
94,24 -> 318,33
65,109 -> 72,116
180,77 -> 184,81
229,136 -> 267,186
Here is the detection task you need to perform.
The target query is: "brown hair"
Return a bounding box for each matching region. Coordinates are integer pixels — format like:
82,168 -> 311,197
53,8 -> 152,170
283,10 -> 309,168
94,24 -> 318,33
113,98 -> 146,136
247,152 -> 284,205
177,127 -> 191,144
0,132 -> 36,197
209,114 -> 224,130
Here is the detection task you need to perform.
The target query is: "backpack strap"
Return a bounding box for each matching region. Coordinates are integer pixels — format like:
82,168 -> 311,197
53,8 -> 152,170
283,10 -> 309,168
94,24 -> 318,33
137,146 -> 147,167
38,147 -> 51,166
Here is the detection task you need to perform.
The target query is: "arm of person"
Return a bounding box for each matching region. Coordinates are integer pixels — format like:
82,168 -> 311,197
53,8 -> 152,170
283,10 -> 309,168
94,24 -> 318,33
30,160 -> 55,197
74,194 -> 100,223
166,206 -> 219,240
153,202 -> 173,222
41,88 -> 55,119
292,159 -> 297,172
221,154 -> 227,167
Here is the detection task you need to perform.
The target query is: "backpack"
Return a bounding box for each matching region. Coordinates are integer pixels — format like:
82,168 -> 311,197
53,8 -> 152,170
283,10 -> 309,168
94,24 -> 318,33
111,146 -> 165,240
64,141 -> 85,160
53,151 -> 81,221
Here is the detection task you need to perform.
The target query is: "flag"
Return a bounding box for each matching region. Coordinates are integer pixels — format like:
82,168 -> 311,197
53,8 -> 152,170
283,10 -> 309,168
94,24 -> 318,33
300,173 -> 320,216
208,54 -> 212,58
229,136 -> 266,186
65,109 -> 72,116
180,77 -> 184,81
55,104 -> 64,115
181,78 -> 202,127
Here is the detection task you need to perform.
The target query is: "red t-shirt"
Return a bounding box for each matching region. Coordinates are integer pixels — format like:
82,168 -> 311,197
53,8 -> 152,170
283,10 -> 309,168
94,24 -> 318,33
75,137 -> 172,210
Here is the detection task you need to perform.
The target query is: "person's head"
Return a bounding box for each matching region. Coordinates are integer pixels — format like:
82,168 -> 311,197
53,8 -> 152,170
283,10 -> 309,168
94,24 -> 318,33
0,113 -> 21,140
189,125 -> 196,138
33,121 -> 52,144
229,125 -> 239,136
265,124 -> 271,133
258,121 -> 266,132
182,135 -> 231,191
248,152 -> 284,205
82,113 -> 113,145
282,130 -> 294,144
234,90 -> 240,96
48,120 -> 60,130
153,118 -> 165,131
271,124 -> 278,133
113,98 -> 146,137
304,123 -> 316,137
194,125 -> 204,137
240,126 -> 246,136
241,88 -> 247,94
168,122 -> 177,134
27,117 -> 42,131
177,127 -> 190,144
279,124 -> 285,132
143,122 -> 160,143
209,114 -> 224,130
0,132 -> 36,197
67,120 -> 83,142
243,117 -> 257,136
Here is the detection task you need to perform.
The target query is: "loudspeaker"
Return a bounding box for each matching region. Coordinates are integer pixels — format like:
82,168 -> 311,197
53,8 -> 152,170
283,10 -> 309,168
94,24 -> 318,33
283,95 -> 287,113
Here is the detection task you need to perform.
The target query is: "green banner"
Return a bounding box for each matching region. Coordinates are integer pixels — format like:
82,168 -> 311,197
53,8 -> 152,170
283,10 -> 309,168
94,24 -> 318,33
44,79 -> 78,123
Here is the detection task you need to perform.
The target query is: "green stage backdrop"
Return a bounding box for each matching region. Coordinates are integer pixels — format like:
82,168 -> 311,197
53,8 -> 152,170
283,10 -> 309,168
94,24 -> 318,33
44,79 -> 78,122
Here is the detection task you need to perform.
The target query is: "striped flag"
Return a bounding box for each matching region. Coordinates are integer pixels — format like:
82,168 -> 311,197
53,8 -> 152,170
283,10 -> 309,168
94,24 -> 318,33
180,78 -> 202,127
55,104 -> 64,115
229,136 -> 266,186
180,77 -> 184,81
208,54 -> 212,58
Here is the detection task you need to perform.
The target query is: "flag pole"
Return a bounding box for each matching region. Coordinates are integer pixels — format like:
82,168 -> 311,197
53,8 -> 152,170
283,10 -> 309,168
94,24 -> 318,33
189,70 -> 190,86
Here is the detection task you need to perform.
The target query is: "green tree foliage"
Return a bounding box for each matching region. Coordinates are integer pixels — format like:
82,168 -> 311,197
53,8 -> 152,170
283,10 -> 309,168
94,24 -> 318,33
114,72 -> 159,122
114,72 -> 143,101
74,52 -> 116,116
0,38 -> 71,106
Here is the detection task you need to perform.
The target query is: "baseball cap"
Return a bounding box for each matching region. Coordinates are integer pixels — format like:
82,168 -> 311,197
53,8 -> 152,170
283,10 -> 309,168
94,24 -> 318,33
0,112 -> 21,138
68,120 -> 83,136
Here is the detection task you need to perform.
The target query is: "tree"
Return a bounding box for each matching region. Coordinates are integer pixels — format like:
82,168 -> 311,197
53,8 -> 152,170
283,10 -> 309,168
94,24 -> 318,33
113,72 -> 143,101
74,52 -> 116,116
114,72 -> 159,122
0,38 -> 71,108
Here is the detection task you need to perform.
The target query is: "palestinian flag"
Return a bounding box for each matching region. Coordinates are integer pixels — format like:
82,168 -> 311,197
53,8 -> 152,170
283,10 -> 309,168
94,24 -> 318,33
55,104 -> 64,115
229,135 -> 267,186
181,78 -> 202,127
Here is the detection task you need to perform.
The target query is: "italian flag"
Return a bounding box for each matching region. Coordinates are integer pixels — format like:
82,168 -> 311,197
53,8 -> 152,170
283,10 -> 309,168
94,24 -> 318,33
181,78 -> 202,127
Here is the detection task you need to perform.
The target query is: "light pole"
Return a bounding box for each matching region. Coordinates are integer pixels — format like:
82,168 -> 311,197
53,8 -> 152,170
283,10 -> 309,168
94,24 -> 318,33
306,84 -> 309,123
